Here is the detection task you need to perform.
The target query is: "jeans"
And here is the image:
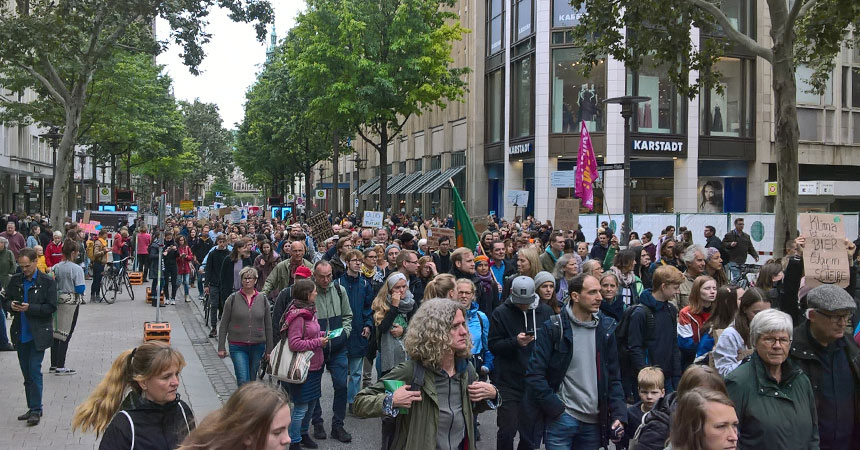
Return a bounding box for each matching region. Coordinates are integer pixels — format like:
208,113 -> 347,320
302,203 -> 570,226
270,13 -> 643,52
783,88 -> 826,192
209,285 -> 221,328
289,401 -> 312,443
195,265 -> 205,297
496,397 -> 534,450
228,343 -> 266,387
347,356 -> 364,405
727,262 -> 740,284
16,341 -> 45,413
175,273 -> 191,299
164,266 -> 178,299
92,263 -> 104,300
0,304 -> 9,346
311,348 -> 348,429
544,412 -> 601,450
51,305 -> 79,368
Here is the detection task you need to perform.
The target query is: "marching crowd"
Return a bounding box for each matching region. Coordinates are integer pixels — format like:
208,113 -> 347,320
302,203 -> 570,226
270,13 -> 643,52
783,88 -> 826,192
1,210 -> 860,450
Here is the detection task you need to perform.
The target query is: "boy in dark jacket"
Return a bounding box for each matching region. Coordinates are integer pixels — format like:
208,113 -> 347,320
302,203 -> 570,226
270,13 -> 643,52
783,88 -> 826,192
338,249 -> 374,410
524,274 -> 626,449
627,265 -> 683,391
488,275 -> 553,450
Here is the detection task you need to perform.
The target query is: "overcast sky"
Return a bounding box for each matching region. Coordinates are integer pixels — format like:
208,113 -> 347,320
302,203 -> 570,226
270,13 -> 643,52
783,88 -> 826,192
156,1 -> 306,130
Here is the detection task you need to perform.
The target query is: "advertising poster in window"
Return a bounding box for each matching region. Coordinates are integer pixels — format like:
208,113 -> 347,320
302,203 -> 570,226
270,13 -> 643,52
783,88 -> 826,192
697,179 -> 725,213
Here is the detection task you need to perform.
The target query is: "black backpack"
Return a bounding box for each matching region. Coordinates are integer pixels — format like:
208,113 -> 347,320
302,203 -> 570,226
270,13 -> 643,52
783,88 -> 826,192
615,303 -> 677,351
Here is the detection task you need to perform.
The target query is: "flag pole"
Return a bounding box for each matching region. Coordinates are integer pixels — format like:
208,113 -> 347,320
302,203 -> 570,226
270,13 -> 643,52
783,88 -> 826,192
448,178 -> 500,287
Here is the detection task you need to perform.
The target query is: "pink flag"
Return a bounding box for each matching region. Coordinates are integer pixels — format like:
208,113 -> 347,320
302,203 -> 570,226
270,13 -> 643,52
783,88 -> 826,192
575,121 -> 599,211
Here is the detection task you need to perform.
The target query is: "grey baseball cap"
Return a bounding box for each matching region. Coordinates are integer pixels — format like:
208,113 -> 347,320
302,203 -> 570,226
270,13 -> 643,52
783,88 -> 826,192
509,275 -> 537,305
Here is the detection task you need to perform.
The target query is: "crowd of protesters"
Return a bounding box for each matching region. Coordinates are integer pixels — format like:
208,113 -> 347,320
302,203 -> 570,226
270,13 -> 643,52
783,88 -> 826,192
3,208 -> 860,450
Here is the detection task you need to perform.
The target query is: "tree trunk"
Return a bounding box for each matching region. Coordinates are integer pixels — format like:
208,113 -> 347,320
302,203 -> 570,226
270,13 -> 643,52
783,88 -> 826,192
49,100 -> 83,228
304,169 -> 313,214
771,40 -> 799,258
377,126 -> 389,214
331,128 -> 340,214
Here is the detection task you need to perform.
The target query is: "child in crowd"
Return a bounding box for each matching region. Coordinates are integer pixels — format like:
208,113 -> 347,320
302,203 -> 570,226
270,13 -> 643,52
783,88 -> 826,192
624,367 -> 666,448
34,245 -> 47,273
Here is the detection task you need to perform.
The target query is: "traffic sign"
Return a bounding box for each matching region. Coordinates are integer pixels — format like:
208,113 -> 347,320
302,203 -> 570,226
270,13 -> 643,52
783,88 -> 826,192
286,193 -> 296,204
296,196 -> 305,206
315,189 -> 326,200
354,197 -> 359,208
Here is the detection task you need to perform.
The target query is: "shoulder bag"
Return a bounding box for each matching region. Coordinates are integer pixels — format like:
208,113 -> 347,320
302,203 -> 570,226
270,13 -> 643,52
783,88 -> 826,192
269,316 -> 314,384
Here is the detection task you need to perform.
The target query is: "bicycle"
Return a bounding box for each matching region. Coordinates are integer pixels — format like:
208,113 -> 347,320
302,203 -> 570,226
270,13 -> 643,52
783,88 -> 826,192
101,257 -> 135,304
733,263 -> 761,289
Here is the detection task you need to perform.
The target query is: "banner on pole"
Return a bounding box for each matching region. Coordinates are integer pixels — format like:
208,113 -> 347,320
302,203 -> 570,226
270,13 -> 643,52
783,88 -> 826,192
575,121 -> 599,211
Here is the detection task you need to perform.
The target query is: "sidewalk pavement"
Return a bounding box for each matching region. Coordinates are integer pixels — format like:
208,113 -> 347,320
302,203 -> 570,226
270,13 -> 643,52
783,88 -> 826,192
0,280 -> 223,450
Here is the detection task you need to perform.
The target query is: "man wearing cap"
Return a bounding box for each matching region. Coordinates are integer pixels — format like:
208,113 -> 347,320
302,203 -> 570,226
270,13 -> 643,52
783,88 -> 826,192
790,283 -> 860,450
488,275 -> 554,450
399,230 -> 415,251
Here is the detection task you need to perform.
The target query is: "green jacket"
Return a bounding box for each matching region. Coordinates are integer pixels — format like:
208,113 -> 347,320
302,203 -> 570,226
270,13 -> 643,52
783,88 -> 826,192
353,359 -> 492,450
259,258 -> 312,297
0,248 -> 15,288
726,352 -> 820,450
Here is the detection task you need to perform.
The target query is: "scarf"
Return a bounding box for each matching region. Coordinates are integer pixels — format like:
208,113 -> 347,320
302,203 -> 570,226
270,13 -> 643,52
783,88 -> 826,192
360,263 -> 377,279
610,266 -> 636,287
476,271 -> 495,294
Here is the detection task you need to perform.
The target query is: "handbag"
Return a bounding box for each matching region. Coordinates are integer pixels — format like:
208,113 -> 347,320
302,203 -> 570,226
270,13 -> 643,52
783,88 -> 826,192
268,317 -> 314,384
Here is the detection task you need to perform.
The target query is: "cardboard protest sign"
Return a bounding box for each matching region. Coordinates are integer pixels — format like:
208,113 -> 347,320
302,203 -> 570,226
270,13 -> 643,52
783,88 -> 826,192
800,213 -> 849,288
427,227 -> 455,251
308,212 -> 334,245
555,199 -> 580,232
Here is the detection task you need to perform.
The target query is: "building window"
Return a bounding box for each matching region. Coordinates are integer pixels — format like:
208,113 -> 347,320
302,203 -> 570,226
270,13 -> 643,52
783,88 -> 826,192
552,0 -> 585,28
718,0 -> 754,36
627,54 -> 687,135
513,0 -> 532,42
511,54 -> 535,138
451,151 -> 467,199
486,69 -> 504,143
796,64 -> 834,142
700,57 -> 753,137
487,0 -> 503,56
399,162 -> 406,174
841,61 -> 860,144
413,158 -> 423,172
552,48 -> 606,133
796,65 -> 833,106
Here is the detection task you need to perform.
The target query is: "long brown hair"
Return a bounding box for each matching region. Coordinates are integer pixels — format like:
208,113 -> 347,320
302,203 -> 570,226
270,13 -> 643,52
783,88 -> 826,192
734,287 -> 770,347
687,276 -> 716,314
702,286 -> 740,332
670,387 -> 736,450
72,341 -> 186,435
178,382 -> 289,450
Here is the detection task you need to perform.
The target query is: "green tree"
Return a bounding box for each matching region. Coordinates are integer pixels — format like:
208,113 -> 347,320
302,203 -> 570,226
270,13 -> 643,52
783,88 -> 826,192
179,99 -> 234,185
288,0 -> 469,213
569,0 -> 860,256
0,0 -> 272,227
205,175 -> 235,205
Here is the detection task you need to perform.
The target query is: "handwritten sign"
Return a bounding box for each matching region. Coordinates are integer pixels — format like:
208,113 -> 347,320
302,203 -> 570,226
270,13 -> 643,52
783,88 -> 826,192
800,213 -> 849,288
555,199 -> 580,232
307,212 -> 334,245
427,227 -> 455,251
363,211 -> 384,228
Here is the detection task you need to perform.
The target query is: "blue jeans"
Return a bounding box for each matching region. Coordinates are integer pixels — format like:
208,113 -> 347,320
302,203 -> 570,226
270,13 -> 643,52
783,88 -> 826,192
347,356 -> 364,405
289,401 -> 312,443
228,343 -> 266,387
0,304 -> 9,346
727,262 -> 740,284
176,273 -> 191,298
311,348 -> 348,428
544,412 -> 601,450
16,341 -> 45,413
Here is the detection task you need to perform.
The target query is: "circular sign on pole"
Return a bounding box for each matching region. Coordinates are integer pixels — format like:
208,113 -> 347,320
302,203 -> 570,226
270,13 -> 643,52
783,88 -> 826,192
286,193 -> 296,204
315,189 -> 326,200
354,198 -> 359,209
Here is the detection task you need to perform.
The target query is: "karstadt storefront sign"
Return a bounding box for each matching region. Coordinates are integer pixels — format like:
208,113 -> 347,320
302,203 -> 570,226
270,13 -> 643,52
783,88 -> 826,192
631,136 -> 687,157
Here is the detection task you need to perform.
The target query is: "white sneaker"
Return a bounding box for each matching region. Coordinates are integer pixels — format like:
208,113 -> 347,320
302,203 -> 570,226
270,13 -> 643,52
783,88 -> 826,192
169,299 -> 176,305
55,368 -> 77,375
185,295 -> 191,303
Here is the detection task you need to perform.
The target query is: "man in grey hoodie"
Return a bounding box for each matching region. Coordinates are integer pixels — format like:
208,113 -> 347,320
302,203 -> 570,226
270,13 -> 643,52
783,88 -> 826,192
488,275 -> 554,450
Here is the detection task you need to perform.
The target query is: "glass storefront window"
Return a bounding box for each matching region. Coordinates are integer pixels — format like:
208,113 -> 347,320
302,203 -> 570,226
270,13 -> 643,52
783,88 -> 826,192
486,69 -> 504,143
553,0 -> 585,28
700,57 -> 753,137
513,0 -> 532,42
551,48 -> 606,133
627,54 -> 686,135
512,54 -> 534,138
796,65 -> 832,106
487,0 -> 503,56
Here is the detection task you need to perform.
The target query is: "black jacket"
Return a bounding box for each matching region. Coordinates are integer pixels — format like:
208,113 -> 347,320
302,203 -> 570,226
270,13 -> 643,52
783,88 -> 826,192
432,250 -> 452,274
627,290 -> 681,389
190,237 -> 213,263
487,298 -> 554,398
632,392 -> 677,450
449,266 -> 477,284
217,256 -> 254,304
1,271 -> 57,351
204,248 -> 231,287
99,391 -> 195,450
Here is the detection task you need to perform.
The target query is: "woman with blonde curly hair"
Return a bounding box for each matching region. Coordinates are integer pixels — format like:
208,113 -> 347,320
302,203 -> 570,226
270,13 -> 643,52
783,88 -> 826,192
72,341 -> 195,448
179,381 -> 291,450
354,298 -> 501,450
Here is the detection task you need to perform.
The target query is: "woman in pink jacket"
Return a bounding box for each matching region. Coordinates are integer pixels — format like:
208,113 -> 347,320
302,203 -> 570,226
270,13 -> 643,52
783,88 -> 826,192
283,279 -> 328,449
174,235 -> 195,303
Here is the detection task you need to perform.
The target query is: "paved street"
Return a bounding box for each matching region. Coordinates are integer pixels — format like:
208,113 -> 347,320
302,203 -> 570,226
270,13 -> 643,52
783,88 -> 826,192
0,279 -> 504,449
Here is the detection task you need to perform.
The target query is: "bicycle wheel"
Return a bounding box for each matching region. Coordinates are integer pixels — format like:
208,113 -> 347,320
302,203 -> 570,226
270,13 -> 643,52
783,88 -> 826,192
104,276 -> 117,304
100,275 -> 111,303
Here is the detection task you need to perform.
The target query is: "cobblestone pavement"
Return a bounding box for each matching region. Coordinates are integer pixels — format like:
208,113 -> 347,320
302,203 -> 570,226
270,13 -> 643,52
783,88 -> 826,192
0,278 -> 505,449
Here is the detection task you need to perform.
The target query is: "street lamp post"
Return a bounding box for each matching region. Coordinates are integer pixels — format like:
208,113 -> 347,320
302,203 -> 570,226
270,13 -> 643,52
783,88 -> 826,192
603,96 -> 650,247
351,153 -> 366,213
40,127 -> 63,212
76,150 -> 86,211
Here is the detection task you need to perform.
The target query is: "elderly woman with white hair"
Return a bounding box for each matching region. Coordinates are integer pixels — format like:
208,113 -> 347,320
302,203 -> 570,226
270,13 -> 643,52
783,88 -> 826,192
552,252 -> 581,304
725,309 -> 819,449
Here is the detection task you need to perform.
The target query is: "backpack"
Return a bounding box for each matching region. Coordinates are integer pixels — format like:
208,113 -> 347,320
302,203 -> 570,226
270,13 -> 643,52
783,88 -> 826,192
616,303 -> 677,352
86,240 -> 95,261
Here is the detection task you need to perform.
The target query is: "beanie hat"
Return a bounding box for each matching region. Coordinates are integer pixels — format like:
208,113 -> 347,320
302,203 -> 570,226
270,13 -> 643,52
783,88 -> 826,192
534,271 -> 555,289
294,266 -> 312,279
474,255 -> 490,265
807,284 -> 856,312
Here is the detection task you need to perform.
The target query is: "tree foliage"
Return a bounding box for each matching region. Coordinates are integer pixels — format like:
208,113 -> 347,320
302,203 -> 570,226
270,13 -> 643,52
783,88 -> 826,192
180,99 -> 234,184
287,0 -> 469,213
0,0 -> 272,226
569,0 -> 860,256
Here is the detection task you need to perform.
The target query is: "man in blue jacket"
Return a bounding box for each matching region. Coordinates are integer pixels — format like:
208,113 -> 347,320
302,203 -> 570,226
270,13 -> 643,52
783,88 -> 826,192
525,273 -> 626,449
338,249 -> 374,414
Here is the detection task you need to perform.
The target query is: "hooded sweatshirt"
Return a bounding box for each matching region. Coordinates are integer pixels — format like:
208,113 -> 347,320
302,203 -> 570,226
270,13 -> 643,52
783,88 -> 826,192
628,289 -> 682,389
488,296 -> 553,397
559,308 -> 600,423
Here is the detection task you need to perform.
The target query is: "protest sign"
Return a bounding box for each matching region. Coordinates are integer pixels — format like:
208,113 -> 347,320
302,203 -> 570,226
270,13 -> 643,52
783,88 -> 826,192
555,199 -> 580,232
308,212 -> 334,245
800,213 -> 849,288
363,211 -> 384,228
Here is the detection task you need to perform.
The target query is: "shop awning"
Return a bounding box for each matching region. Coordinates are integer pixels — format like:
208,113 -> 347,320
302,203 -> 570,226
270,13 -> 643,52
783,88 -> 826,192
400,169 -> 440,194
367,174 -> 404,195
416,166 -> 466,194
356,176 -> 380,196
388,172 -> 423,194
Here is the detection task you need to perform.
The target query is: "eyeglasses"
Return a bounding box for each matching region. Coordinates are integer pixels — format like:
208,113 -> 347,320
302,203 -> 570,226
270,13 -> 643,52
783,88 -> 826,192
760,336 -> 792,347
242,276 -> 257,281
815,310 -> 853,324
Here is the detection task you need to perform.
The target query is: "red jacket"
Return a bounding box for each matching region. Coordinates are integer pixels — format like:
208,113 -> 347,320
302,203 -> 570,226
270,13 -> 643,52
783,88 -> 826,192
45,241 -> 64,267
176,246 -> 194,275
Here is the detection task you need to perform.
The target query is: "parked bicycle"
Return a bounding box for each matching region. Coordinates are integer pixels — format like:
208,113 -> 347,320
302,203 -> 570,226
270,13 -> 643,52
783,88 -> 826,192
733,263 -> 761,289
100,257 -> 135,304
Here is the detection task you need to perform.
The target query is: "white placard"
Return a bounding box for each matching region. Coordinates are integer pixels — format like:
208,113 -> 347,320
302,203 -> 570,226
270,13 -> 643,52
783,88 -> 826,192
506,190 -> 530,207
315,189 -> 326,200
230,210 -> 242,224
286,194 -> 296,204
550,170 -> 577,188
197,208 -> 210,220
363,211 -> 384,228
